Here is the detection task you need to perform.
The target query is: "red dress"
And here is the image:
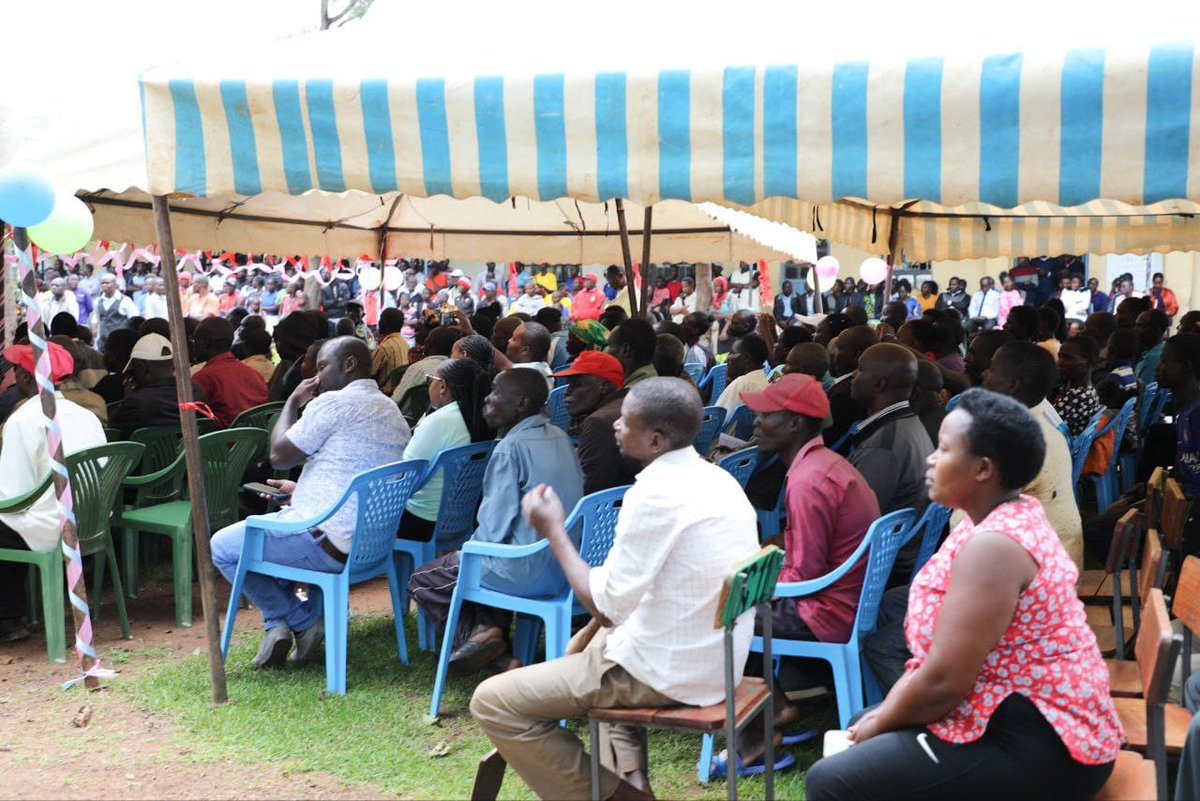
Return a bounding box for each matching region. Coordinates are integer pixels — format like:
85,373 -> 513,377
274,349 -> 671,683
904,495 -> 1123,765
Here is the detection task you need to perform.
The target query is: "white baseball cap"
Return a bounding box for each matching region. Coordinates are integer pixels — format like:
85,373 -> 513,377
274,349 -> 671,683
124,333 -> 174,371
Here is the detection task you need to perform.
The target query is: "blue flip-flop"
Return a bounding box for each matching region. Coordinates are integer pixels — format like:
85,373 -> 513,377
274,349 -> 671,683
703,750 -> 796,779
781,729 -> 820,747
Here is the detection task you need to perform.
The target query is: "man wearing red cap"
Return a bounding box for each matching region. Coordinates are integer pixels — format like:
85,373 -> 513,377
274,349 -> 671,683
453,278 -> 477,316
551,351 -> 639,494
570,273 -> 606,322
0,342 -> 106,641
738,373 -> 879,739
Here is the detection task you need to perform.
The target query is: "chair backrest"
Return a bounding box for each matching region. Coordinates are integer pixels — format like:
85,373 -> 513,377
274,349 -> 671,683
716,446 -> 760,489
698,362 -> 728,403
906,503 -> 952,580
1070,409 -> 1106,486
1137,530 -> 1167,603
106,400 -> 123,418
716,545 -> 785,631
430,440 -> 500,550
1140,382 -> 1172,430
682,362 -> 704,384
567,486 -> 630,567
399,382 -> 431,424
1145,466 -> 1166,531
66,442 -> 145,556
1171,556 -> 1200,639
129,425 -> 189,504
103,427 -> 121,442
1161,478 -> 1192,552
346,459 -> 428,570
693,406 -> 727,456
1104,508 -> 1142,576
725,404 -> 755,441
1135,589 -> 1182,704
853,508 -> 919,642
944,393 -> 962,413
1098,397 -> 1138,473
199,428 -> 269,531
547,384 -> 571,433
230,401 -> 287,431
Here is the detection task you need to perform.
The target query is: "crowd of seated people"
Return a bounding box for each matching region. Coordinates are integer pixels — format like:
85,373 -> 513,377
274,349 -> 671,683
6,253 -> 1200,800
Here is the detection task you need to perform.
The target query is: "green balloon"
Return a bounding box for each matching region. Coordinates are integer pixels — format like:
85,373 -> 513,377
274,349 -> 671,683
28,192 -> 94,254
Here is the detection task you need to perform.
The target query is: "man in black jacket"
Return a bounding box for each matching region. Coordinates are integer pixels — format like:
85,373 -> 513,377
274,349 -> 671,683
319,266 -> 353,319
109,333 -> 206,440
552,351 -> 639,494
773,280 -> 803,327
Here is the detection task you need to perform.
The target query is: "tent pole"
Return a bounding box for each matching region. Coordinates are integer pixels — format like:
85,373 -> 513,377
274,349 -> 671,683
694,262 -> 715,353
13,228 -> 99,688
2,229 -> 14,350
151,195 -> 228,705
638,206 -> 654,318
614,199 -> 639,317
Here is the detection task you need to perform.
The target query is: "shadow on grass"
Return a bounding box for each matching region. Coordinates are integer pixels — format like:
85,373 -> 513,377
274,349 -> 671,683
123,614 -> 833,799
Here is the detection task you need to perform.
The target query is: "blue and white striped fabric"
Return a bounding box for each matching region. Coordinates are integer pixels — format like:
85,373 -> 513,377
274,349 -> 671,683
141,43 -> 1198,209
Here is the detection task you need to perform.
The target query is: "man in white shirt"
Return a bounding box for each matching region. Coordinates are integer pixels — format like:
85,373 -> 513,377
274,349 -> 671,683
510,282 -> 547,316
471,377 -> 759,800
142,276 -> 170,320
669,277 -> 698,323
0,342 -> 106,641
43,277 -> 80,323
714,333 -> 770,414
964,276 -> 1000,336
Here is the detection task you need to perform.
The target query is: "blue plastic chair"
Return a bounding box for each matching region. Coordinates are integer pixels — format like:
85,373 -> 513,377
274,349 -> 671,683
394,440 -> 499,651
1122,383 -> 1172,493
683,362 -> 705,384
1090,397 -> 1138,512
696,508 -> 916,783
905,503 -> 953,583
220,459 -> 427,695
724,404 -> 756,441
547,384 -> 571,434
698,363 -> 728,404
829,421 -> 860,455
944,393 -> 963,413
753,455 -> 786,542
1069,410 -> 1105,501
716,446 -> 760,489
694,406 -> 727,456
428,486 -> 629,720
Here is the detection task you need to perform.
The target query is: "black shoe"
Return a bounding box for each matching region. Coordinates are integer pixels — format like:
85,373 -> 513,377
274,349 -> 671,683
251,625 -> 293,669
448,637 -> 507,677
289,620 -> 325,666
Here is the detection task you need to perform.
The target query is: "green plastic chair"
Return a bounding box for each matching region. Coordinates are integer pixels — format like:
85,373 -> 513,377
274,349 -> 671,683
0,475 -> 61,662
230,401 -> 286,432
115,428 -> 267,627
103,427 -> 121,442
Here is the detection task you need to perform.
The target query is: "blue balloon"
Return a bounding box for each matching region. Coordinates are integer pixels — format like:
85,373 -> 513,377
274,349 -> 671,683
0,167 -> 56,228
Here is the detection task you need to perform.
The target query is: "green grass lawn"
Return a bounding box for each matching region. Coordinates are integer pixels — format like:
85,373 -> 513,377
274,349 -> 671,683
121,613 -> 833,799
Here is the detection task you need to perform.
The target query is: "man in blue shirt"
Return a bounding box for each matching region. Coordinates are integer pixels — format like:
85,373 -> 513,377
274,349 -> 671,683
408,368 -> 584,675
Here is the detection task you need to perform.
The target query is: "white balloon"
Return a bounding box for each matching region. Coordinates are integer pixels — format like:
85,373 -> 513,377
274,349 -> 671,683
359,266 -> 382,291
860,257 -> 889,285
815,255 -> 840,279
383,265 -> 404,292
808,267 -> 837,292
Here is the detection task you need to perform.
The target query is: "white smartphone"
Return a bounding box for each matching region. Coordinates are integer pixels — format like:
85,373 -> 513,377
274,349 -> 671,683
823,729 -> 854,757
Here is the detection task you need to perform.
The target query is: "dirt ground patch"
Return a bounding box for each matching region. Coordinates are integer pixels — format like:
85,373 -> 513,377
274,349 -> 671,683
0,579 -> 399,800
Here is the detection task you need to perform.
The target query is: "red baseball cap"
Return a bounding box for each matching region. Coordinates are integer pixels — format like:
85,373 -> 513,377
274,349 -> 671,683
551,351 -> 625,389
3,342 -> 75,384
740,373 -> 829,418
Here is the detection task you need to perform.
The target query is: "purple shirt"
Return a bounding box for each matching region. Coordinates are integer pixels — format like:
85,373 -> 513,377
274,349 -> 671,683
781,437 -> 881,643
74,288 -> 94,325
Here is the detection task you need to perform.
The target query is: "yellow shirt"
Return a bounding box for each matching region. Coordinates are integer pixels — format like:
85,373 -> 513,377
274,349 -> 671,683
533,272 -> 559,293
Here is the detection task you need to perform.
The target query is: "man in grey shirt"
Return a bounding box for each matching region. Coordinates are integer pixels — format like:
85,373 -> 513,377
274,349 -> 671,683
211,337 -> 412,669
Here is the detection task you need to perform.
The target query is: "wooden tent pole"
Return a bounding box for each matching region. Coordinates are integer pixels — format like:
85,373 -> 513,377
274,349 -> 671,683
151,195 -> 228,705
614,199 -> 639,317
638,206 -> 654,318
2,229 -> 14,349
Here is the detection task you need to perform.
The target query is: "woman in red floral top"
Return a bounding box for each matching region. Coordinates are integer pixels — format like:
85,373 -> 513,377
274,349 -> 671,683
807,388 -> 1122,800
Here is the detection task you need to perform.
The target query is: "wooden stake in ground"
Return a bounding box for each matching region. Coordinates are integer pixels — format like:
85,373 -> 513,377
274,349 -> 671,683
613,199 -> 639,317
151,196 -> 228,704
12,228 -> 98,688
638,206 -> 654,318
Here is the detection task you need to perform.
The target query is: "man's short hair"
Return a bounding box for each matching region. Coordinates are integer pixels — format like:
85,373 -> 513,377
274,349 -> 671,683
241,327 -> 272,357
533,307 -> 562,332
627,377 -> 702,449
50,312 -> 78,338
653,333 -> 687,379
994,341 -> 1058,405
955,388 -> 1045,491
518,321 -> 552,362
779,325 -> 813,351
1167,334 -> 1200,380
503,362 -> 551,410
425,325 -> 465,357
378,307 -> 405,337
736,333 -> 770,365
609,318 -> 657,366
195,317 -> 235,354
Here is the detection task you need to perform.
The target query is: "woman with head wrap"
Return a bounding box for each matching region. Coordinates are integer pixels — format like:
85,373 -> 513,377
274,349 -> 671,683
566,318 -> 609,359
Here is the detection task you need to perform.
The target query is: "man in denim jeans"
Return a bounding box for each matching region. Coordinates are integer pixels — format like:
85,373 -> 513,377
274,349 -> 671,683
211,337 -> 411,669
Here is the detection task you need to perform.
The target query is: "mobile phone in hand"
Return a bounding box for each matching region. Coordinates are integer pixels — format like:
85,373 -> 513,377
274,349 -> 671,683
242,482 -> 291,500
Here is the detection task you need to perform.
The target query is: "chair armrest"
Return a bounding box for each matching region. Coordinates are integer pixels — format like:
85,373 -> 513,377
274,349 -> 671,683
123,450 -> 186,488
0,475 -> 52,514
772,531 -> 872,599
461,539 -> 550,559
243,501 -> 342,534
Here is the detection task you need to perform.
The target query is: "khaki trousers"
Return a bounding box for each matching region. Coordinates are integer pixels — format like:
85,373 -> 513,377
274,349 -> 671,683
470,628 -> 677,800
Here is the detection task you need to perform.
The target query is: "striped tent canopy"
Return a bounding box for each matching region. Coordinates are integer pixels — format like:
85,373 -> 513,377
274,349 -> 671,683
140,35 -> 1198,262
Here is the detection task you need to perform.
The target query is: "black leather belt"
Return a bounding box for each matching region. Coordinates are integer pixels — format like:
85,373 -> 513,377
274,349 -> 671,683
310,529 -> 348,564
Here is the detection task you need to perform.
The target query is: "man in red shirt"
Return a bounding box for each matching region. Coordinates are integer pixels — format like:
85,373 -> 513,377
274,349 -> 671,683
741,373 -> 880,645
570,273 -> 606,322
193,317 -> 269,427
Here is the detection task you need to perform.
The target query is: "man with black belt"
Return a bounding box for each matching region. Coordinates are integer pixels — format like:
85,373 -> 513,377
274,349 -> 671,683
210,337 -> 411,668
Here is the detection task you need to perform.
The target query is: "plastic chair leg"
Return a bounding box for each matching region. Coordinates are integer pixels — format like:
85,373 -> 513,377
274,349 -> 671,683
697,732 -> 716,783
383,559 -> 410,666
861,656 -> 884,707
322,578 -> 348,696
513,615 -> 541,668
172,528 -> 193,627
90,550 -> 105,623
38,560 -> 67,664
26,567 -> 41,625
121,528 -> 139,599
429,585 -> 467,719
394,543 -> 437,652
105,541 -> 131,640
829,658 -> 855,730
220,563 -> 249,659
